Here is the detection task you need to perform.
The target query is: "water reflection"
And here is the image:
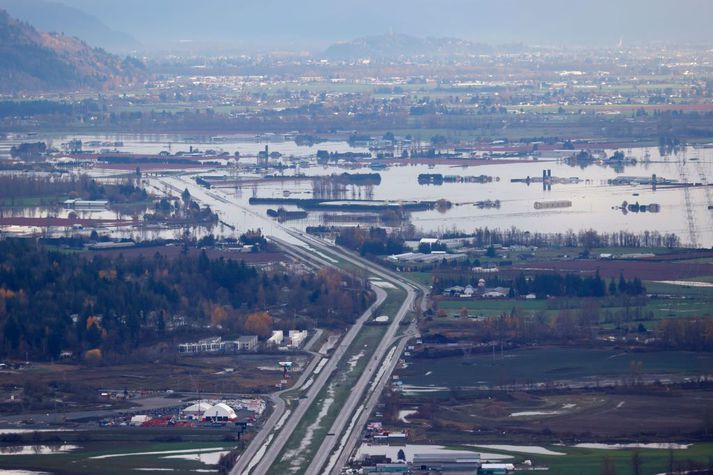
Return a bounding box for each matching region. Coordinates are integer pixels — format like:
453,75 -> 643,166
0,444 -> 78,456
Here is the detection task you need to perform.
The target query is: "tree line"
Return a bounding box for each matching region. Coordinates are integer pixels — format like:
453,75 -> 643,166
442,227 -> 683,249
0,239 -> 373,361
335,226 -> 408,256
0,174 -> 147,203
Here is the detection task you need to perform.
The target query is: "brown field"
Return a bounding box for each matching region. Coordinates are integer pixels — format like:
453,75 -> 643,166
400,387 -> 713,442
513,259 -> 713,281
2,354 -> 297,395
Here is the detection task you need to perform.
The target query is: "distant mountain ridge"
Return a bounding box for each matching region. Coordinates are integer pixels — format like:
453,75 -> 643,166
0,0 -> 140,52
322,33 -> 523,61
0,9 -> 144,93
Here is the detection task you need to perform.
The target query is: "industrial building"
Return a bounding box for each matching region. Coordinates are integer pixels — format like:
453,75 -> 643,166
288,330 -> 308,348
237,335 -> 258,351
178,335 -> 259,354
412,452 -> 481,473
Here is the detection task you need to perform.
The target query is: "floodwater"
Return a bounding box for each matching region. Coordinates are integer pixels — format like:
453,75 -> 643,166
0,444 -> 78,455
212,144 -> 713,247
2,132 -> 713,246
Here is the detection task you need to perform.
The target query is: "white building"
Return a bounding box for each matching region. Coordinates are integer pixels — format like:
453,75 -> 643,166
204,403 -> 237,422
288,330 -> 308,348
267,330 -> 284,345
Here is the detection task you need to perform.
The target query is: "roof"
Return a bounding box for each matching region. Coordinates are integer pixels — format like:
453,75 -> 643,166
413,452 -> 481,463
183,402 -> 212,413
205,403 -> 237,419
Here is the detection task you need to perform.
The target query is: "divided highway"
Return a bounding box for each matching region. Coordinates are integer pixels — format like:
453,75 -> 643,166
150,176 -> 428,475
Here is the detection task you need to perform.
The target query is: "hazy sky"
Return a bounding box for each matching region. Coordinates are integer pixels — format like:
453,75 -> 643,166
14,0 -> 713,51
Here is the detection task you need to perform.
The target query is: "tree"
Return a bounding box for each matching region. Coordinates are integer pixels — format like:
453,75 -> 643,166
397,449 -> 406,461
245,311 -> 272,337
181,188 -> 191,207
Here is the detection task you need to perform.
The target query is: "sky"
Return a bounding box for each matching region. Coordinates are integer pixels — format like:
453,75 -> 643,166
7,0 -> 713,52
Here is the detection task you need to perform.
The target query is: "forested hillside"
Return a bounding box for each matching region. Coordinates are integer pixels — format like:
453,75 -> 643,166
0,9 -> 143,92
0,239 -> 372,360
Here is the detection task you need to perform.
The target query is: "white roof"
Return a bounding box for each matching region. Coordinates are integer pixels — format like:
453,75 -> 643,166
183,402 -> 212,413
205,403 -> 237,419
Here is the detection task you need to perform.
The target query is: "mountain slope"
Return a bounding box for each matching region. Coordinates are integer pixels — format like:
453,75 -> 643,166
322,33 -> 515,62
0,0 -> 139,52
0,9 -> 144,92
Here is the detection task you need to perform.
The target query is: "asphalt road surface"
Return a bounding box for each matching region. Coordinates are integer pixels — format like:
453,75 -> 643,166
151,176 -> 422,475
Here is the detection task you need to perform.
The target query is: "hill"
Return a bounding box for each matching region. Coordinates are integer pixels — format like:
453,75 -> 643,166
322,33 -> 519,62
0,9 -> 144,93
0,0 -> 139,52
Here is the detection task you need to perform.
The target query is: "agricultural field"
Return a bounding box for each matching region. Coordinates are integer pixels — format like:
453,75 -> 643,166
0,354 -> 297,416
397,347 -> 713,389
0,437 -> 239,475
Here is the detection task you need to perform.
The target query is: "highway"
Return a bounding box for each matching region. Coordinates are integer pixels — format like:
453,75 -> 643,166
149,176 -> 426,475
295,233 -> 429,475
228,329 -> 324,475
242,285 -> 387,475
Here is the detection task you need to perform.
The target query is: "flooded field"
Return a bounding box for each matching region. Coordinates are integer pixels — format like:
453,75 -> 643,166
2,133 -> 713,246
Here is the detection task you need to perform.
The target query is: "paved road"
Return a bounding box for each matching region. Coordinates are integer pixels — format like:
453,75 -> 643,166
305,281 -> 415,475
229,329 -> 324,475
325,305 -> 425,474
150,176 -> 419,475
0,396 -> 186,428
242,286 -> 386,475
296,235 -> 430,475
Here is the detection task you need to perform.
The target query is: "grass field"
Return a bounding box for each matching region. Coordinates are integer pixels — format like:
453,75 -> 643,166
449,443 -> 713,475
398,346 -> 713,388
0,438 -> 238,474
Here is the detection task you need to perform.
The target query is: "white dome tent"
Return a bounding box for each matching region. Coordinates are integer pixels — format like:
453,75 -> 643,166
181,401 -> 212,420
204,403 -> 237,422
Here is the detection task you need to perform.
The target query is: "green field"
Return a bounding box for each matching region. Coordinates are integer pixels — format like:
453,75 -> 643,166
398,347 -> 713,388
0,439 -> 236,475
444,443 -> 713,475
